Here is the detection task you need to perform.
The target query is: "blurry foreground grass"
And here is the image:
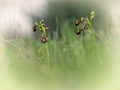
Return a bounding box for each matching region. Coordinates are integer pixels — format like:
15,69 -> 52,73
4,20 -> 113,90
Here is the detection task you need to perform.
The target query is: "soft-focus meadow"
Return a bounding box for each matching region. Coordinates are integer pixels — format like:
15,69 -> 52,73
0,0 -> 120,90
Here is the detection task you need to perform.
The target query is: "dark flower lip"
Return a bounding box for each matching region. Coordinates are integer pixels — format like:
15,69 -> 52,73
33,25 -> 37,32
76,30 -> 81,35
75,20 -> 80,26
33,22 -> 38,32
33,28 -> 36,32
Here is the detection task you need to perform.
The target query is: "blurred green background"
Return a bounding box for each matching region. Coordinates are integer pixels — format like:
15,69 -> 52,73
1,0 -> 120,90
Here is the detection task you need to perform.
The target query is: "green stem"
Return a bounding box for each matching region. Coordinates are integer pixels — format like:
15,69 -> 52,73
39,20 -> 50,69
43,26 -> 50,69
90,28 -> 103,64
45,42 -> 50,69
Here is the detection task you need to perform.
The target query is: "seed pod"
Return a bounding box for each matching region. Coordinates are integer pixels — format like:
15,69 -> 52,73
75,20 -> 80,26
76,30 -> 81,35
40,37 -> 48,43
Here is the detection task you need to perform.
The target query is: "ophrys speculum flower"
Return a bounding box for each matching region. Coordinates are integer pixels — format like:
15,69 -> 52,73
74,11 -> 95,35
33,20 -> 49,43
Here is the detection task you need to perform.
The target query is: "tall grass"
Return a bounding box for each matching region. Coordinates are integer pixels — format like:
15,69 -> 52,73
5,19 -> 111,85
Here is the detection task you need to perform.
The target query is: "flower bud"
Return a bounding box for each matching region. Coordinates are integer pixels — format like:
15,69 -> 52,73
40,37 -> 48,43
80,17 -> 85,24
90,11 -> 95,20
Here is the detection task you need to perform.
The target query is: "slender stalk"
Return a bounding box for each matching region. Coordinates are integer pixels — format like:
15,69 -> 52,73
45,42 -> 50,69
42,23 -> 50,69
87,11 -> 103,64
90,25 -> 103,64
36,20 -> 50,69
